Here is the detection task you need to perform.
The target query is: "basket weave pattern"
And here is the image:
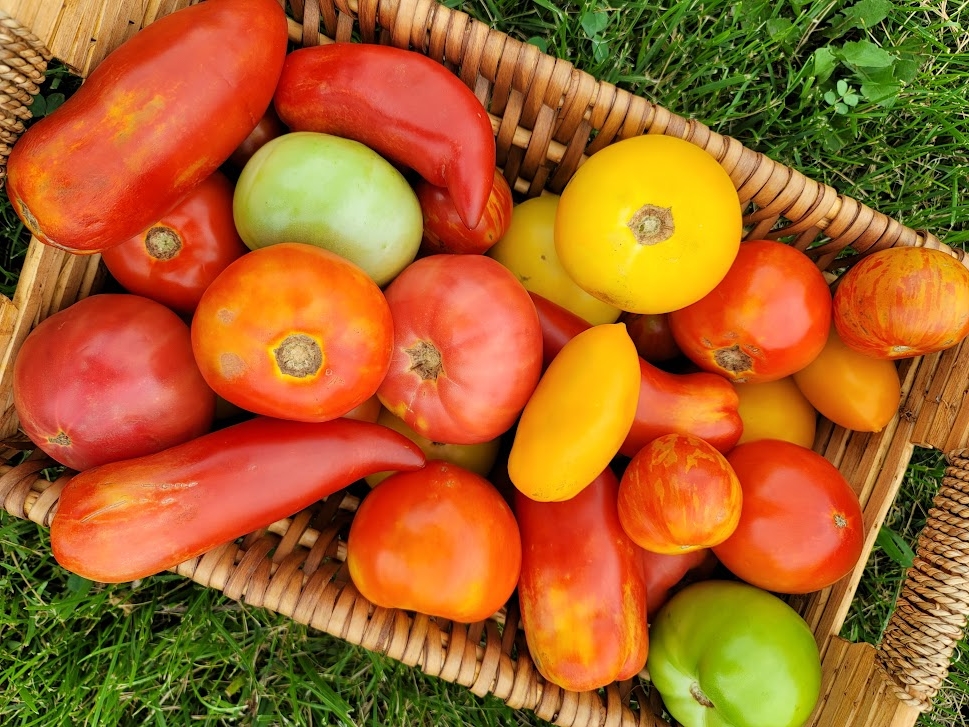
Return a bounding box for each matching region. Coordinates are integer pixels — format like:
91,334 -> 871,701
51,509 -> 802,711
1,1 -> 969,725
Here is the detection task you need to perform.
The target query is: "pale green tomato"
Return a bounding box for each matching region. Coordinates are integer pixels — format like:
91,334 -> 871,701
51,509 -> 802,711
233,131 -> 423,286
647,580 -> 821,727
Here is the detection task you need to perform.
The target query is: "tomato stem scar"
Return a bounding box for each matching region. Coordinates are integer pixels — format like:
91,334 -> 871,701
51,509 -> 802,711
627,204 -> 674,246
714,345 -> 753,380
144,226 -> 182,260
405,340 -> 444,381
48,431 -> 71,446
274,334 -> 323,378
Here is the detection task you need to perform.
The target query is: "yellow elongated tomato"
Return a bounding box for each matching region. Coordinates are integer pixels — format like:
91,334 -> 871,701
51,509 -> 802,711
554,135 -> 742,314
733,377 -> 817,448
487,195 -> 622,325
793,324 -> 901,432
508,323 -> 640,502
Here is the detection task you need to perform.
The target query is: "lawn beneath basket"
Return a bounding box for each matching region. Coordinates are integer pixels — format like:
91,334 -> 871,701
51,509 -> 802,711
1,0 -> 968,725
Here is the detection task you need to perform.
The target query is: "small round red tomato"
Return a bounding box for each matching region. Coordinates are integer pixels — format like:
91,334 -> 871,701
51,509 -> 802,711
346,461 -> 522,623
377,254 -> 543,444
712,439 -> 864,594
833,246 -> 969,359
13,294 -> 216,471
191,242 -> 393,422
618,433 -> 742,554
621,311 -> 681,363
669,240 -> 832,383
417,169 -> 513,255
100,171 -> 249,316
228,105 -> 287,169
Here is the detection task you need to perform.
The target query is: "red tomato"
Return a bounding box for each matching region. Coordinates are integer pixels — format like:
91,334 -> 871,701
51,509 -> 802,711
417,169 -> 513,255
621,311 -> 681,363
228,105 -> 287,169
346,461 -> 521,623
642,549 -> 719,616
618,433 -> 742,554
13,294 -> 216,471
341,395 -> 382,424
191,242 -> 393,422
712,439 -> 864,594
377,254 -> 543,444
100,171 -> 248,315
668,240 -> 833,383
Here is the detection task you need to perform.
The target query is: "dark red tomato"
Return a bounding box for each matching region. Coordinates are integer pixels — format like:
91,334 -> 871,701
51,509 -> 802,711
417,169 -> 514,255
621,311 -> 681,363
346,461 -> 521,623
712,439 -> 864,594
668,240 -> 833,383
100,171 -> 248,315
228,105 -> 287,169
377,254 -> 543,445
13,294 -> 216,471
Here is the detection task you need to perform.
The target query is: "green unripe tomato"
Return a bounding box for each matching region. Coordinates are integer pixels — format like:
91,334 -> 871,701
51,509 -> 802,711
232,131 -> 423,286
647,580 -> 821,727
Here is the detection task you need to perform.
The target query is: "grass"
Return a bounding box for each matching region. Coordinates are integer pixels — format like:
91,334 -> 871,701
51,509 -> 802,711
1,0 -> 968,724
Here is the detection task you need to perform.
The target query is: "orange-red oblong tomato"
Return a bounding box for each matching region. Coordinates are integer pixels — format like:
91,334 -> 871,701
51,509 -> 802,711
100,170 -> 248,316
346,461 -> 522,623
417,169 -> 514,255
712,439 -> 864,594
618,433 -> 743,554
669,240 -> 832,383
833,246 -> 969,359
191,242 -> 393,422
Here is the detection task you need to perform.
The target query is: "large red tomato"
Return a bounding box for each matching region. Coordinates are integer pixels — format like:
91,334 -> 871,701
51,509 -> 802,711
417,169 -> 513,255
100,170 -> 248,315
346,461 -> 521,623
13,294 -> 216,471
191,242 -> 393,422
668,240 -> 832,383
712,439 -> 864,594
377,254 -> 543,444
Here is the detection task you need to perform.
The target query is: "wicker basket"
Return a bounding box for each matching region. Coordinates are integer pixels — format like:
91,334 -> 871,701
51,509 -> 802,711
2,1 -> 969,725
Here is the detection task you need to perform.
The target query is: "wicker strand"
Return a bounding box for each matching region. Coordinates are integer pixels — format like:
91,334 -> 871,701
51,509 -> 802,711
877,452 -> 969,711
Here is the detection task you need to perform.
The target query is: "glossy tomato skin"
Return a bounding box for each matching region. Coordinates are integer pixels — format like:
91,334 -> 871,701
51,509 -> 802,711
51,417 -> 426,583
13,294 -> 216,471
191,242 -> 394,423
733,376 -> 817,448
713,439 -> 865,594
621,311 -> 681,363
228,104 -> 287,169
418,169 -> 513,255
642,549 -> 719,616
347,461 -> 521,623
377,254 -> 543,445
6,0 -> 288,253
618,433 -> 742,554
515,467 -> 649,692
100,171 -> 248,315
669,240 -> 833,383
833,246 -> 969,359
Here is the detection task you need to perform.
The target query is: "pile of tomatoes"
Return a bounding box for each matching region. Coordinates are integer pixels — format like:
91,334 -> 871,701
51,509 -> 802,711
7,1 -> 969,726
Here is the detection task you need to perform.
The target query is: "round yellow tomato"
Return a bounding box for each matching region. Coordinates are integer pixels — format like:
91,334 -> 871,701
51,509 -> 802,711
733,377 -> 817,449
487,194 -> 621,325
554,134 -> 742,314
508,323 -> 640,502
793,325 -> 901,433
365,407 -> 501,487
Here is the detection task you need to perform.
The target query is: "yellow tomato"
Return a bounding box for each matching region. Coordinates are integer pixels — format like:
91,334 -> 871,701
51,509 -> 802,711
365,407 -> 501,487
733,377 -> 818,449
793,325 -> 901,433
554,134 -> 742,314
487,194 -> 622,325
508,323 -> 640,502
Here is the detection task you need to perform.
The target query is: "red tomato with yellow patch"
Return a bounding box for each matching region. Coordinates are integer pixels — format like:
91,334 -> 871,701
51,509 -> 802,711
377,254 -> 543,444
618,433 -> 743,554
346,461 -> 521,623
669,240 -> 832,383
191,242 -> 393,422
100,171 -> 248,315
713,439 -> 864,594
417,169 -> 513,255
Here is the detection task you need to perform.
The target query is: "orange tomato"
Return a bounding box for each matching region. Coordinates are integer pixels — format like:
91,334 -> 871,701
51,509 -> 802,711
733,377 -> 817,448
191,242 -> 393,422
793,324 -> 901,432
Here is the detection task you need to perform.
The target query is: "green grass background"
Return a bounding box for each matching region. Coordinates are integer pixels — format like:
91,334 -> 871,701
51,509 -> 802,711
2,0 -> 968,724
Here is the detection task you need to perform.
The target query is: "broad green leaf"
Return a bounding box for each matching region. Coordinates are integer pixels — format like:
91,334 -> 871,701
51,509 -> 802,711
580,10 -> 609,38
894,58 -> 919,82
28,94 -> 45,116
592,38 -> 610,63
527,35 -> 549,53
811,46 -> 838,83
823,89 -> 838,104
861,81 -> 900,104
766,17 -> 793,41
839,39 -> 896,68
843,0 -> 892,29
44,92 -> 65,116
837,78 -> 848,95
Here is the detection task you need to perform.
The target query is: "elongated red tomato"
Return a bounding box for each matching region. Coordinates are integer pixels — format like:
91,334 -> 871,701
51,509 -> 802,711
274,42 -> 496,228
100,171 -> 248,315
377,255 -> 543,444
51,417 -> 426,583
515,468 -> 649,692
6,0 -> 288,253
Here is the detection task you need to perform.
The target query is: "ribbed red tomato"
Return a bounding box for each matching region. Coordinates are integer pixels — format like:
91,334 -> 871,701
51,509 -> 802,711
417,169 -> 513,255
669,240 -> 832,383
